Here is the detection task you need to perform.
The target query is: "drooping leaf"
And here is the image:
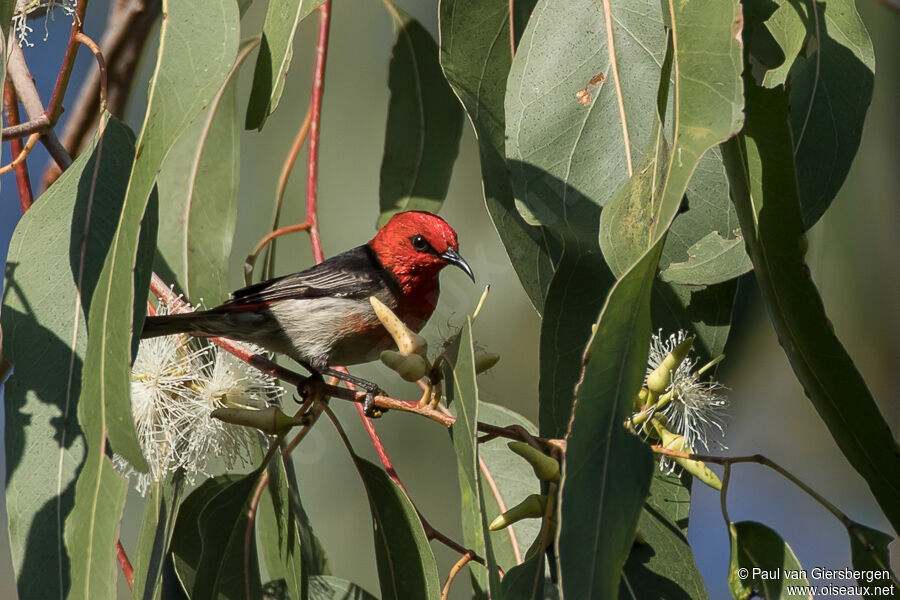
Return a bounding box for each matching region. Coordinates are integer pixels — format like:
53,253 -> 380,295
81,0 -> 239,473
308,575 -> 379,600
847,522 -> 898,592
620,473 -> 708,600
556,243 -> 662,600
377,2 -> 463,227
446,318 -> 502,596
2,117 -> 135,600
245,0 -> 326,130
257,453 -> 310,600
156,36 -> 259,306
353,457 -> 442,600
727,521 -> 809,600
192,472 -> 264,600
439,0 -> 555,313
761,1 -> 807,89
170,474 -> 243,595
722,61 -> 900,534
132,472 -> 185,600
787,0 -> 875,228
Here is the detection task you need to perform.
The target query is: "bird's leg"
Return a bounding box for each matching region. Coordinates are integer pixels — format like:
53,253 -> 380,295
319,367 -> 386,419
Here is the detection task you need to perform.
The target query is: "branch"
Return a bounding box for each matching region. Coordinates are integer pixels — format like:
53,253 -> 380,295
49,0 -> 162,186
305,2 -> 331,264
441,551 -> 477,600
116,538 -> 134,590
6,44 -> 72,170
3,81 -> 34,211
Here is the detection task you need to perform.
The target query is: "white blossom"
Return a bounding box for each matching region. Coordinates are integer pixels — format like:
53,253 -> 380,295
645,330 -> 729,470
12,0 -> 78,46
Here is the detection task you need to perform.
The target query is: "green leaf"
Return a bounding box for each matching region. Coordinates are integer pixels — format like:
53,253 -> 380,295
156,36 -> 259,305
620,473 -> 708,600
377,2 -> 463,227
556,243 -> 662,600
192,472 -> 264,600
446,318 -> 502,596
721,67 -> 900,534
439,0 -> 555,313
501,553 -> 555,600
788,0 -> 875,228
309,575 -> 378,599
246,0 -> 326,130
353,457 -> 442,600
761,1 -> 807,89
651,278 -> 738,362
659,231 -> 747,286
727,521 -> 809,600
598,0 -> 744,277
847,522 -> 898,592
2,117 -> 136,599
131,473 -> 185,600
257,453 -> 315,600
478,403 -> 542,573
82,0 -> 239,473
170,475 -> 243,595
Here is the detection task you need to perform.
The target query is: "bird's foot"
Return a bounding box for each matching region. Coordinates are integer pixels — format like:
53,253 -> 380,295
320,367 -> 387,418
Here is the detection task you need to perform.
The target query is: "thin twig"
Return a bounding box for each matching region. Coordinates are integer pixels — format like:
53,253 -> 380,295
261,105 -> 313,280
116,538 -> 134,590
73,32 -> 108,114
0,133 -> 40,174
46,0 -> 92,124
508,0 -> 516,59
3,81 -> 34,210
6,44 -> 72,170
441,551 -> 476,600
305,2 -> 331,264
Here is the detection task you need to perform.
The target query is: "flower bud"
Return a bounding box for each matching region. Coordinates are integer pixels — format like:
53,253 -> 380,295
210,406 -> 306,435
659,428 -> 722,491
508,441 -> 560,483
489,494 -> 548,531
646,336 -> 694,393
475,352 -> 500,374
380,350 -> 428,382
370,297 -> 428,357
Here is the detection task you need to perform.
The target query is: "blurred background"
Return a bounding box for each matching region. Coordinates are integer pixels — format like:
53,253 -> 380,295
1,1 -> 898,598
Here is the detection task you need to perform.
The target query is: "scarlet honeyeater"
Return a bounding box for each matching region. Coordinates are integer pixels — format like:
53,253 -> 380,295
142,211 -> 474,409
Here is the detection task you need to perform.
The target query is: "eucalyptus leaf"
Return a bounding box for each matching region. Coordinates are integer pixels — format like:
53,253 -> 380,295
81,0 -> 239,473
722,59 -> 900,534
246,0 -> 326,130
377,2 -> 463,227
847,522 -> 898,593
727,521 -> 809,600
156,36 -> 259,306
2,117 -> 135,599
353,457 -> 442,600
556,243 -> 662,599
132,473 -> 185,600
620,473 -> 708,600
439,0 -> 555,313
445,318 -> 502,596
309,575 -> 378,600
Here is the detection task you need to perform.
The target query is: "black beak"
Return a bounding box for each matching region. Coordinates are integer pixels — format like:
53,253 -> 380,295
440,248 -> 475,282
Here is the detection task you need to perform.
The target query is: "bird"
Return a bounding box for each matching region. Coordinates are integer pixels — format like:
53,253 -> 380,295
142,211 -> 474,414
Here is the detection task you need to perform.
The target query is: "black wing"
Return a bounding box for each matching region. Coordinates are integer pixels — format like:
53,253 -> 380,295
224,245 -> 396,306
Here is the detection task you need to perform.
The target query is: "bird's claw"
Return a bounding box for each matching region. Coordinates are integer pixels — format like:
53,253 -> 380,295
363,392 -> 384,418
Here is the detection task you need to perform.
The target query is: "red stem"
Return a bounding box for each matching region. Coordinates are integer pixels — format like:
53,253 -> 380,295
305,2 -> 331,264
116,538 -> 134,590
46,0 -> 91,124
3,81 -> 34,212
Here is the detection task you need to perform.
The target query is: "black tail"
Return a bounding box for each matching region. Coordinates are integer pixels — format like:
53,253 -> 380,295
142,312 -> 214,339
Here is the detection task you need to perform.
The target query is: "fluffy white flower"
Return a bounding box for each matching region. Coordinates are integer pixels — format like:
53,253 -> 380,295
645,330 -> 729,470
12,0 -> 78,46
180,348 -> 283,482
115,332 -> 210,495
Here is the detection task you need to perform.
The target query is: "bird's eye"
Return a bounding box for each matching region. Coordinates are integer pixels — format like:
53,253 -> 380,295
411,234 -> 430,252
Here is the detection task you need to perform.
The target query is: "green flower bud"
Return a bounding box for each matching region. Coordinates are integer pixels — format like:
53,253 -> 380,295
659,428 -> 722,491
646,336 -> 694,393
210,406 -> 306,435
380,350 -> 428,382
508,441 -> 560,483
489,494 -> 548,531
475,352 -> 501,374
